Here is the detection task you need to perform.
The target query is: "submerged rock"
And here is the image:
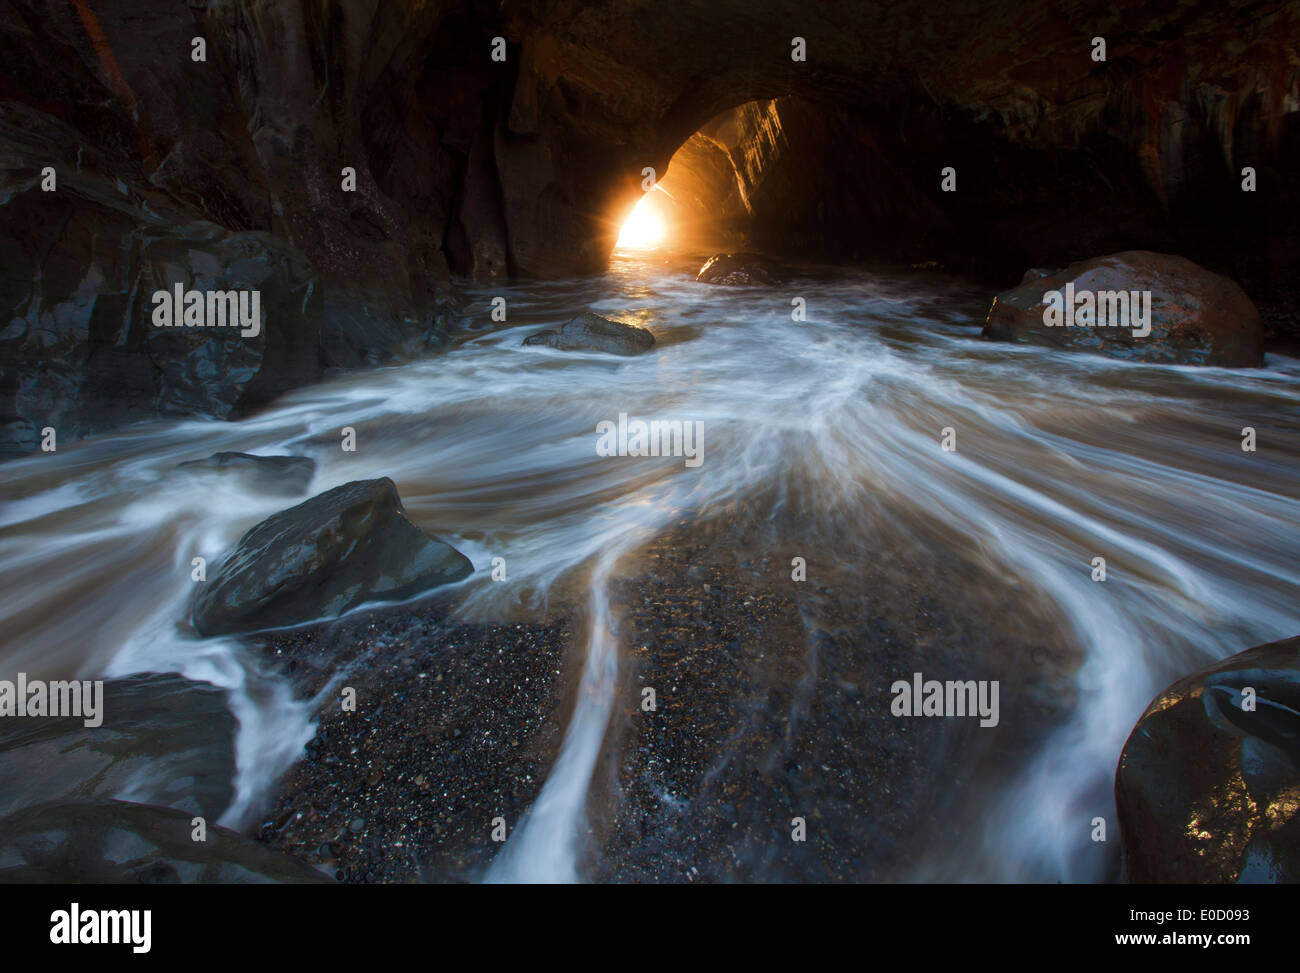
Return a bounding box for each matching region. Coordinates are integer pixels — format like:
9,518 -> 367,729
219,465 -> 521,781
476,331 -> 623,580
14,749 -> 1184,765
1115,634 -> 1300,882
523,311 -> 655,355
174,452 -> 316,497
0,799 -> 328,883
982,251 -> 1264,366
0,672 -> 237,821
190,478 -> 473,637
695,252 -> 786,285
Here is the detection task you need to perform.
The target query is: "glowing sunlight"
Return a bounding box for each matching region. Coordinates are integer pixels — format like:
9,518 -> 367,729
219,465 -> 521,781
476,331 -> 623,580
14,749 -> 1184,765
615,194 -> 668,249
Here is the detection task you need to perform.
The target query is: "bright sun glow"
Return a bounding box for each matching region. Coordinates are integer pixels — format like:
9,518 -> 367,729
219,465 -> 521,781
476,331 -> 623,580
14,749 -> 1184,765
615,196 -> 667,249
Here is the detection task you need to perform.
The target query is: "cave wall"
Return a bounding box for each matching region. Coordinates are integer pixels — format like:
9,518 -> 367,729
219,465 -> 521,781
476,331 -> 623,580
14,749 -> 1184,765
0,0 -> 470,452
659,93 -> 1222,272
1,0 -> 1298,452
652,81 -> 1298,344
653,56 -> 1297,341
493,1 -> 1300,289
655,83 -> 1297,338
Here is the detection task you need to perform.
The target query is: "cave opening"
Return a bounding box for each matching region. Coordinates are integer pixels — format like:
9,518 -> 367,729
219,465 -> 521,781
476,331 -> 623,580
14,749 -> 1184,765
605,92 -> 1118,279
613,190 -> 671,251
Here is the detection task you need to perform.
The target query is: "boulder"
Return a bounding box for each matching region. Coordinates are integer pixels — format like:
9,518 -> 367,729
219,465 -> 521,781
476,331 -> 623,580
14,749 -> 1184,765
695,252 -> 786,286
174,452 -> 316,497
0,799 -> 328,883
523,311 -> 655,356
981,251 -> 1264,366
190,478 -> 473,637
0,672 -> 237,821
1115,634 -> 1300,882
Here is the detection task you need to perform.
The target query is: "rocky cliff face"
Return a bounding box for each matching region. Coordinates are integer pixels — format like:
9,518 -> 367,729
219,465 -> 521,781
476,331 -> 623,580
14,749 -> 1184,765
2,0 -> 1297,452
0,0 -> 478,454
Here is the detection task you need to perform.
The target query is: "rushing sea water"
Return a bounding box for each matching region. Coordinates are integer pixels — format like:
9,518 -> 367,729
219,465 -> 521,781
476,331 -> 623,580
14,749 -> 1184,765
1,248 -> 1297,880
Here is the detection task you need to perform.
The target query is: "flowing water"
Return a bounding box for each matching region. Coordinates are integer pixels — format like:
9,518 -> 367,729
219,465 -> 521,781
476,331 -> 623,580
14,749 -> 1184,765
1,249 -> 1297,880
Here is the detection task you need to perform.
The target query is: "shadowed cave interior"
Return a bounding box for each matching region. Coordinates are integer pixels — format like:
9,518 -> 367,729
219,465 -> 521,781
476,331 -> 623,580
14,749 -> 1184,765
0,1 -> 1298,888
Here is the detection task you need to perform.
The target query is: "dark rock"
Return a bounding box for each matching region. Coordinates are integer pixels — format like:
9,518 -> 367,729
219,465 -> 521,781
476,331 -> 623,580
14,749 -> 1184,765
0,799 -> 329,883
317,292 -> 460,372
174,452 -> 316,497
0,672 -> 237,820
695,252 -> 786,286
1019,267 -> 1053,284
1115,634 -> 1300,882
0,7 -> 456,457
0,133 -> 326,455
523,311 -> 655,356
982,251 -> 1264,366
190,478 -> 473,637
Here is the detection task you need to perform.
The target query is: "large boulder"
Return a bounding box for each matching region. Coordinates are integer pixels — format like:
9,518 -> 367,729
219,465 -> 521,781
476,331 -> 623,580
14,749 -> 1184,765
695,252 -> 786,286
0,799 -> 328,883
190,478 -> 473,637
0,672 -> 237,820
174,452 -> 316,498
982,251 -> 1264,366
1115,634 -> 1300,882
523,311 -> 655,356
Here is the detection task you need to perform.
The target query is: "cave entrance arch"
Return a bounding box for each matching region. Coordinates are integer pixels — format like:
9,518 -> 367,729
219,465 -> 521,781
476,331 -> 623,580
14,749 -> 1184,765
601,95 -> 963,272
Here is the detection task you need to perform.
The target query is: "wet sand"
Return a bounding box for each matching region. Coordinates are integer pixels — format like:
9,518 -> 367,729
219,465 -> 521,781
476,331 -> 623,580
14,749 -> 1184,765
256,603 -> 575,882
593,509 -> 1088,882
258,501 -> 1089,882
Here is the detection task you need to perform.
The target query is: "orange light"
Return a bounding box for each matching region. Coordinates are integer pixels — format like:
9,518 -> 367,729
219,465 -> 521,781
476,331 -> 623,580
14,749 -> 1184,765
615,195 -> 667,249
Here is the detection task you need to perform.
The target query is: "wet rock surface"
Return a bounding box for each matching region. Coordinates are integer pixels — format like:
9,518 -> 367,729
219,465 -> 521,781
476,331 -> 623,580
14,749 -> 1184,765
1116,634 -> 1300,883
695,252 -> 787,286
0,798 -> 328,883
256,602 -> 572,883
174,452 -> 317,497
0,672 -> 237,820
523,312 -> 655,356
0,188 -> 326,454
981,251 -> 1265,367
593,516 -> 1078,882
0,2 -> 458,456
190,478 -> 473,637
